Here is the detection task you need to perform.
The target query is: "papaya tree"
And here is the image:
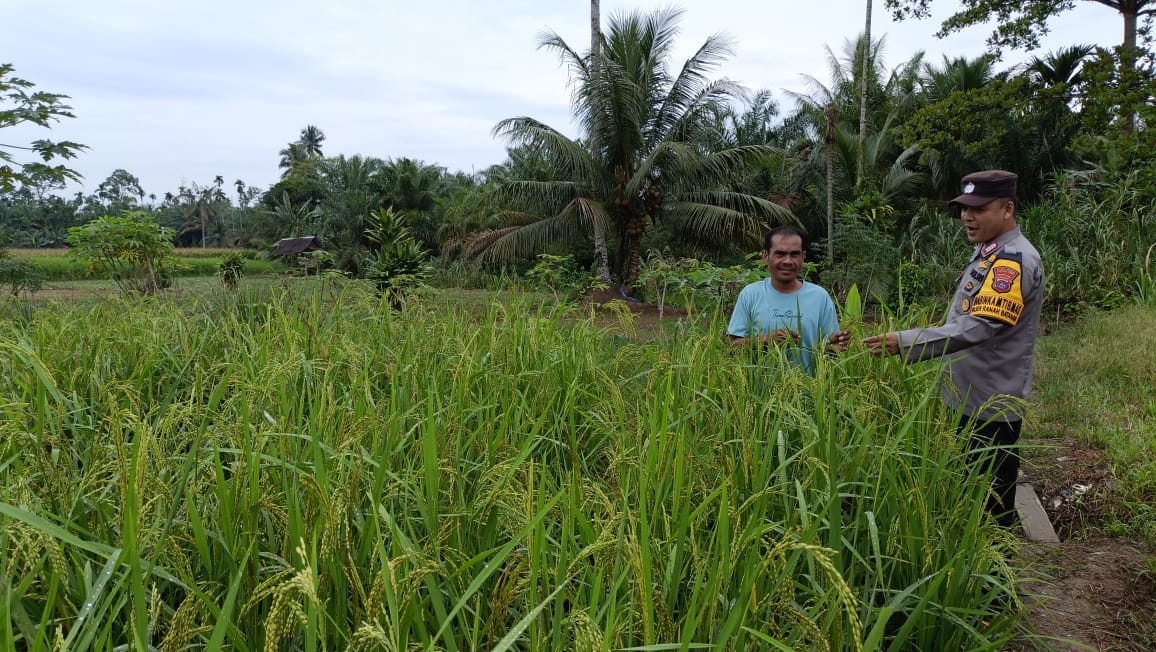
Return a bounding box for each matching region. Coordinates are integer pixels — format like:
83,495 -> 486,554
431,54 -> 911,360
66,211 -> 175,294
0,63 -> 86,193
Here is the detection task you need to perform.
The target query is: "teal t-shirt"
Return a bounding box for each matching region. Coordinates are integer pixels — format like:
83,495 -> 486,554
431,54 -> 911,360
726,279 -> 840,374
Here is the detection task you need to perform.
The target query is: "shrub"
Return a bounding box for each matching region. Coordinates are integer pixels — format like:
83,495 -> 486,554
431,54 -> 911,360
525,253 -> 584,302
1022,170 -> 1156,316
217,251 -> 246,290
0,249 -> 43,297
819,214 -> 901,306
65,211 -> 176,294
362,207 -> 429,308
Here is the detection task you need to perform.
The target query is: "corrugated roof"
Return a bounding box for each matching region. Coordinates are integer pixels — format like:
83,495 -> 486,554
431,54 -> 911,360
272,236 -> 321,256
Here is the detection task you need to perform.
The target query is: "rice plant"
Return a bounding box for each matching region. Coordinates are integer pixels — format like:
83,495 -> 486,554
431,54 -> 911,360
0,286 -> 1025,650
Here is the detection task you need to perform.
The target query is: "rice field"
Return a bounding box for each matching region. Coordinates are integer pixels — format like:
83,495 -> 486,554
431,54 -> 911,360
6,248 -> 281,281
0,285 -> 1024,650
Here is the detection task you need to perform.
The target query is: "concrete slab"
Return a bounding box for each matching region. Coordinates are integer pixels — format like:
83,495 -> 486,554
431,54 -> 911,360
1016,483 -> 1060,543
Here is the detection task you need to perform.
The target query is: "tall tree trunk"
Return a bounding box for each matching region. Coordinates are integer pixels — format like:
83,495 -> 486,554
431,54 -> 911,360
857,0 -> 872,191
1122,2 -> 1138,51
625,232 -> 642,288
826,104 -> 836,266
591,0 -> 600,47
1121,4 -> 1139,133
590,0 -> 612,284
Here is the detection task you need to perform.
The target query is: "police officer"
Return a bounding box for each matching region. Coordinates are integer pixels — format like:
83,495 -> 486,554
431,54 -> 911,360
863,170 -> 1045,527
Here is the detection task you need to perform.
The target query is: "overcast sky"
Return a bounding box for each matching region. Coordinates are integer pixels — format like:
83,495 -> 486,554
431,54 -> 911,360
2,0 -> 1122,200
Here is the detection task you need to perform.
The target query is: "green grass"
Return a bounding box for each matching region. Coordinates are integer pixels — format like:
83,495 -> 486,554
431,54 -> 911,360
0,286 -> 1031,650
1032,302 -> 1156,543
8,248 -> 281,280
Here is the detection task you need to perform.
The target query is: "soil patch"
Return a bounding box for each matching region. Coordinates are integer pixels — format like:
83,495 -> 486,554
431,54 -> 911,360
1018,538 -> 1155,651
1015,438 -> 1156,650
584,287 -> 689,330
1019,437 -> 1117,540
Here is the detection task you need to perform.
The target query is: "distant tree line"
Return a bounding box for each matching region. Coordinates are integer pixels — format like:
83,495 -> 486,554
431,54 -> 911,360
2,4 -> 1154,305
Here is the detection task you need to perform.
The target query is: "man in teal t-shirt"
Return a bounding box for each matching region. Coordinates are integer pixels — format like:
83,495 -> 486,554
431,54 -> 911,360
727,226 -> 849,374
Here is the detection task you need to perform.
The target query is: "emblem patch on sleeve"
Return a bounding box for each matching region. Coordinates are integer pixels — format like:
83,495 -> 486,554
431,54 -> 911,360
969,258 -> 1024,325
990,265 -> 1020,292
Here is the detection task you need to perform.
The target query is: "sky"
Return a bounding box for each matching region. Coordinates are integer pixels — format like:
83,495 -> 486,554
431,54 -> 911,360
2,0 -> 1124,201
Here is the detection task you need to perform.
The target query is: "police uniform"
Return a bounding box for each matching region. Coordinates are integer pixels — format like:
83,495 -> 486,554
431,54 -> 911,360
894,170 -> 1045,526
896,225 -> 1044,420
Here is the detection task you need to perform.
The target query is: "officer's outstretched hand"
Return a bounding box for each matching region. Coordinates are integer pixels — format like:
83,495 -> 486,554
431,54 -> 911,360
862,332 -> 899,357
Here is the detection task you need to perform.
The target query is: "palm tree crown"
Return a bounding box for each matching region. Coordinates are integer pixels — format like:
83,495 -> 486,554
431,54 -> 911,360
473,7 -> 794,284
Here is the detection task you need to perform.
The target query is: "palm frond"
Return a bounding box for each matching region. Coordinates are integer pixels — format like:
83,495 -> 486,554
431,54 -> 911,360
472,209 -> 589,264
668,144 -> 788,188
495,180 -> 587,215
492,118 -> 601,183
673,191 -> 798,226
670,196 -> 786,247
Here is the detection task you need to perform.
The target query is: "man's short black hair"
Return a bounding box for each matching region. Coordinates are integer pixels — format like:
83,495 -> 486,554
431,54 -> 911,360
764,226 -> 807,252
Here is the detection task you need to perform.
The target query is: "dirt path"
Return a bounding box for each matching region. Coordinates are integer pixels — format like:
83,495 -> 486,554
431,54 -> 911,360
1016,440 -> 1155,651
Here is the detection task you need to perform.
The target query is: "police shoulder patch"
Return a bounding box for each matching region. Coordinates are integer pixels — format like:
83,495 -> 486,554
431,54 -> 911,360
969,253 -> 1024,325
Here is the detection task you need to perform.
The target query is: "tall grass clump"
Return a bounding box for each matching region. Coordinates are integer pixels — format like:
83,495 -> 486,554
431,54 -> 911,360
0,286 -> 1024,649
1022,170 -> 1156,316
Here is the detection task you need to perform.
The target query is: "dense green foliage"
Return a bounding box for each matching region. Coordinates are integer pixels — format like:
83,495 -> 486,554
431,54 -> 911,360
1,10 -> 1154,650
65,211 -> 177,294
3,9 -> 1155,310
476,8 -> 794,285
0,63 -> 86,193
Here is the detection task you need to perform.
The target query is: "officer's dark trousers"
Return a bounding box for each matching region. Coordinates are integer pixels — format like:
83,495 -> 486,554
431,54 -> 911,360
959,417 -> 1022,527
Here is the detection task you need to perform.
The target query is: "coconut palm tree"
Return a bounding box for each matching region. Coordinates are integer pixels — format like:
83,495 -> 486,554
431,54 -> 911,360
299,125 -> 326,157
1024,44 -> 1095,96
472,8 -> 794,286
781,33 -> 924,231
278,142 -> 309,178
909,54 -> 1007,197
376,158 -> 447,252
277,126 -> 326,180
1018,45 -> 1095,182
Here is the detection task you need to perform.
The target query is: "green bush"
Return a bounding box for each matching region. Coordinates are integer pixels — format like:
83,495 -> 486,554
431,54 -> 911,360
65,211 -> 176,294
525,253 -> 585,302
819,213 -> 902,306
1023,170 -> 1156,316
217,251 -> 246,290
0,249 -> 43,297
362,208 -> 430,308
